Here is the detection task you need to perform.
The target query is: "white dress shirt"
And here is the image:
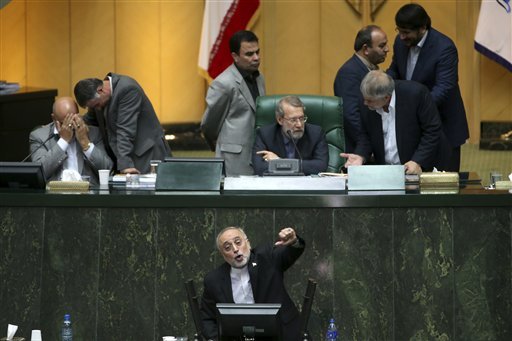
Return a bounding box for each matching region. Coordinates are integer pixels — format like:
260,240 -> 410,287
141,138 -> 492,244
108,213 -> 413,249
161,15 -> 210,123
54,126 -> 95,178
376,91 -> 400,165
406,30 -> 428,80
230,266 -> 255,304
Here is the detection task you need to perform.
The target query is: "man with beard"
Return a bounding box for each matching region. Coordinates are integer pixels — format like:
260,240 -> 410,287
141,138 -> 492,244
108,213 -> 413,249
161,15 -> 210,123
200,226 -> 305,341
201,30 -> 265,176
252,96 -> 328,176
341,71 -> 441,175
387,3 -> 469,171
334,25 -> 389,153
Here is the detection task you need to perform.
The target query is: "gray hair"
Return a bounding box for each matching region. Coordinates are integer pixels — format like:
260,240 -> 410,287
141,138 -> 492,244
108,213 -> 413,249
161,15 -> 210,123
360,70 -> 395,99
216,226 -> 248,251
275,95 -> 305,118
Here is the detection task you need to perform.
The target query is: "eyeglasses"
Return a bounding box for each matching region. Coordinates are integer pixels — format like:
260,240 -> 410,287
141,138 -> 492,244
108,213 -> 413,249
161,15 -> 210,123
222,237 -> 246,252
282,116 -> 308,124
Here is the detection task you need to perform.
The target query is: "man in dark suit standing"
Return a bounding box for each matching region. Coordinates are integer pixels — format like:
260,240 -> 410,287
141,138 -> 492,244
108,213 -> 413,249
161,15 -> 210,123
201,226 -> 305,341
334,25 -> 389,153
74,73 -> 171,174
341,71 -> 441,175
387,3 -> 469,171
252,96 -> 328,176
29,97 -> 112,185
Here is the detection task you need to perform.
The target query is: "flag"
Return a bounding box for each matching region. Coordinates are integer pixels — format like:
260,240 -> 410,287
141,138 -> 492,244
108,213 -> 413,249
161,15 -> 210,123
198,0 -> 260,82
474,0 -> 512,72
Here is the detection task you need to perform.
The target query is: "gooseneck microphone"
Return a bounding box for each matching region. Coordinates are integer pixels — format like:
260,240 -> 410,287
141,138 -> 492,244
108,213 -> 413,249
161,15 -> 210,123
21,132 -> 57,162
286,130 -> 303,174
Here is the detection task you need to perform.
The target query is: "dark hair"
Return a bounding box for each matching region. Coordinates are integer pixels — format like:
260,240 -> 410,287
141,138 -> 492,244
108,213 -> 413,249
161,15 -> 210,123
354,25 -> 382,51
229,30 -> 258,54
74,78 -> 103,108
395,3 -> 431,30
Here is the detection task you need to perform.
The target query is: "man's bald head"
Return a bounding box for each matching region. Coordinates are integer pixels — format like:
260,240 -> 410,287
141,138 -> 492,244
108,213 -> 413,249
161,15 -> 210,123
52,97 -> 79,123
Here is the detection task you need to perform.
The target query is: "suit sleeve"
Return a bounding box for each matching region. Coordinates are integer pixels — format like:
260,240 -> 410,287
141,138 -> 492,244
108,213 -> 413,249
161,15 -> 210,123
251,128 -> 268,176
335,67 -> 363,151
85,130 -> 113,171
201,80 -> 232,151
114,85 -> 142,170
300,130 -> 328,175
29,131 -> 67,180
200,275 -> 220,341
271,236 -> 305,272
410,88 -> 442,168
386,38 -> 400,79
429,43 -> 459,107
353,109 -> 373,162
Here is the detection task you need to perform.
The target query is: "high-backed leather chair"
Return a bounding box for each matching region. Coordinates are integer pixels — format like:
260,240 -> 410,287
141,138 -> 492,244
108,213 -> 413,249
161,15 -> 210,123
255,95 -> 345,173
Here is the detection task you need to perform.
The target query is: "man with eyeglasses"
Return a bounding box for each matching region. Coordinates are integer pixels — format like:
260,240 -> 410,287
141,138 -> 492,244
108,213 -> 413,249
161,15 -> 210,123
252,96 -> 328,176
200,226 -> 305,341
341,71 -> 441,175
387,3 -> 469,172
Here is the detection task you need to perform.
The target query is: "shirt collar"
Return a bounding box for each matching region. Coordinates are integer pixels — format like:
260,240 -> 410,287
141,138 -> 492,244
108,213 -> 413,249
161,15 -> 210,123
235,63 -> 260,80
376,90 -> 396,116
416,29 -> 428,48
355,53 -> 378,71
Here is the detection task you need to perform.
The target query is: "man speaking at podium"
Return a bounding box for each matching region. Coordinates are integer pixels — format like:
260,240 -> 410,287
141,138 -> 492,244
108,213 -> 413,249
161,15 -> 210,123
201,226 -> 305,341
252,96 -> 328,176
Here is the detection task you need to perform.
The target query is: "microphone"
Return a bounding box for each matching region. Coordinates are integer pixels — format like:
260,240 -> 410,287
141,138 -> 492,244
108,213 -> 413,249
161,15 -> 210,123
21,132 -> 57,162
286,130 -> 303,174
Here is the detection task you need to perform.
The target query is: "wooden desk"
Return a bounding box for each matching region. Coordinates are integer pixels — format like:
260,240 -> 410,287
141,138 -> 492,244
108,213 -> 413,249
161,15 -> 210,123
0,87 -> 57,161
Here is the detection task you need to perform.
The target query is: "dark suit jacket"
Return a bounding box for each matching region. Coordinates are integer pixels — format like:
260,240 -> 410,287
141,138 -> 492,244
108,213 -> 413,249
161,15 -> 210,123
333,54 -> 370,153
84,73 -> 170,173
387,28 -> 469,148
200,239 -> 305,341
354,81 -> 441,169
29,122 -> 113,185
252,123 -> 328,176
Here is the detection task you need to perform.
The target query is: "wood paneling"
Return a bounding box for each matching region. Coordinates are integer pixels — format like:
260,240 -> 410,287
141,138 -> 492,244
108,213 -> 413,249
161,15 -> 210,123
0,0 -> 510,140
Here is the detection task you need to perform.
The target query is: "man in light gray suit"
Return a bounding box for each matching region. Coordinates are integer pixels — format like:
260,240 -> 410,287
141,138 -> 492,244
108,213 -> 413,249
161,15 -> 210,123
201,30 -> 265,176
74,73 -> 171,174
29,97 -> 113,185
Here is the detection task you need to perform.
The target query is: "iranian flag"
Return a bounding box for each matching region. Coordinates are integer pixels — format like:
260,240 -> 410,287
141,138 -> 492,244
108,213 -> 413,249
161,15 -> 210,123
198,0 -> 260,82
474,0 -> 512,72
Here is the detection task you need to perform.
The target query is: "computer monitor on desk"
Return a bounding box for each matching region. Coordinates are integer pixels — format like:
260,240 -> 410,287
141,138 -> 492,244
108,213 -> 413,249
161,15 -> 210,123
156,157 -> 224,191
0,162 -> 46,190
216,303 -> 281,341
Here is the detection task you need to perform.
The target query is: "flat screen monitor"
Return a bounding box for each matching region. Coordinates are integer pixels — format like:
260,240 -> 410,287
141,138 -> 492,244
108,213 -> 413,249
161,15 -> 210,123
156,157 -> 225,191
0,162 -> 46,190
216,303 -> 281,341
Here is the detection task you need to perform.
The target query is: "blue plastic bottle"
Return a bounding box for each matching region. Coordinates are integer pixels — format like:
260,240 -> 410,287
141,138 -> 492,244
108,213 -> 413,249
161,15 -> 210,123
62,313 -> 73,341
326,318 -> 338,340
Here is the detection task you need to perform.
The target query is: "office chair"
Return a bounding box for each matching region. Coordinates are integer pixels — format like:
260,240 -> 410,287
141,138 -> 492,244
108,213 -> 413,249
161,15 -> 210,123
185,279 -> 203,341
255,95 -> 345,173
299,278 -> 317,340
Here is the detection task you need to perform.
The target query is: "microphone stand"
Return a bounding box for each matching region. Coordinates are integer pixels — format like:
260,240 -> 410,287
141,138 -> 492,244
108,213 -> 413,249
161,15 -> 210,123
21,133 -> 57,162
286,130 -> 303,174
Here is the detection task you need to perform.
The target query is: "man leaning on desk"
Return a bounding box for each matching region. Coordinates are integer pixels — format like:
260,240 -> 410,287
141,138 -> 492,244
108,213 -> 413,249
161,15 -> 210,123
341,70 -> 441,175
29,97 -> 113,185
252,96 -> 328,176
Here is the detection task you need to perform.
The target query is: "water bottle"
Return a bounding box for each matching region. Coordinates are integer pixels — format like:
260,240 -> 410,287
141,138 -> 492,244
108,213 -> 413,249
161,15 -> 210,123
326,318 -> 338,340
61,313 -> 73,341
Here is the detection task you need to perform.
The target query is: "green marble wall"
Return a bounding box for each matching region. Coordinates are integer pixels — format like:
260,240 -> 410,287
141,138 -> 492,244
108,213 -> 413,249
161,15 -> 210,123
1,206 -> 510,340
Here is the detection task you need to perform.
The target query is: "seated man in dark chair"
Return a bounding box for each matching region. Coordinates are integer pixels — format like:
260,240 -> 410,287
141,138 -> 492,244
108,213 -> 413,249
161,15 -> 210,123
252,96 -> 328,175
